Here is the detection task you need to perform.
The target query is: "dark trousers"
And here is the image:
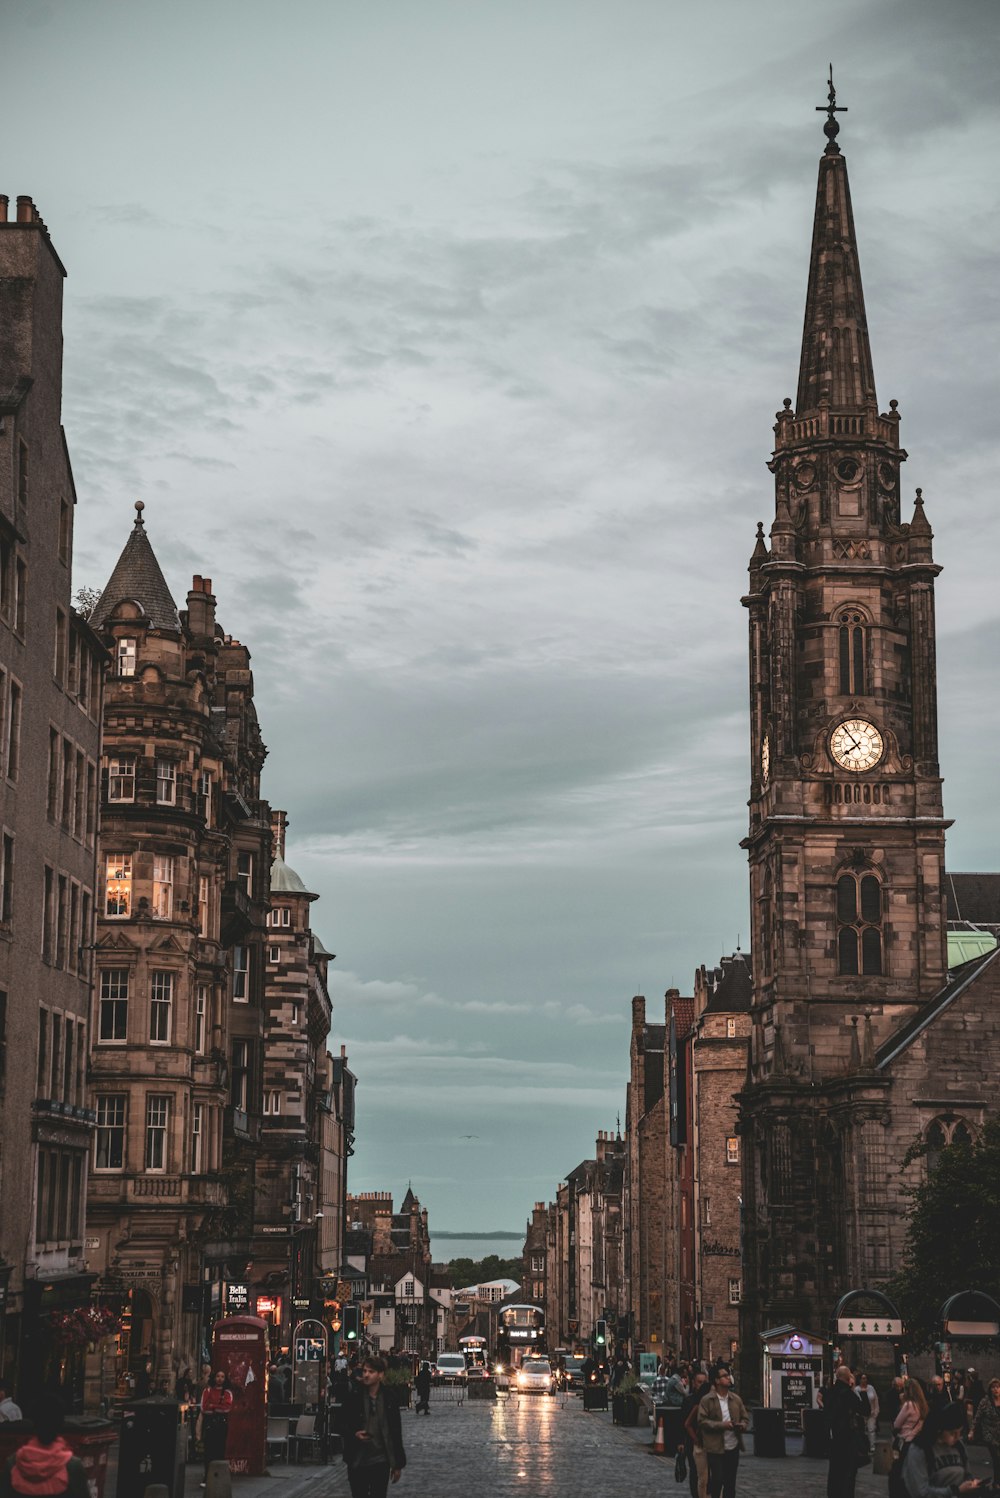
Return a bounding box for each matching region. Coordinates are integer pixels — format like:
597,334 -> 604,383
202,1413 -> 229,1478
414,1389 -> 430,1413
348,1464 -> 392,1498
707,1447 -> 739,1498
827,1450 -> 859,1498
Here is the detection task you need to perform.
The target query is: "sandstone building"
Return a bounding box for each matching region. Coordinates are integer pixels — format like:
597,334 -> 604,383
86,518 -> 272,1391
737,94 -> 1000,1394
0,195 -> 105,1407
252,811 -> 354,1352
544,1129 -> 625,1351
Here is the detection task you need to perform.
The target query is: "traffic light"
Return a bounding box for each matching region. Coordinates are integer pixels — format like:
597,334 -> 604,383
594,1318 -> 607,1349
343,1303 -> 360,1343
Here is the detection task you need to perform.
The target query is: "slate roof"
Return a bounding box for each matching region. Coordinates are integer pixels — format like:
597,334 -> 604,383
90,504 -> 181,633
703,951 -> 753,1014
945,873 -> 1000,930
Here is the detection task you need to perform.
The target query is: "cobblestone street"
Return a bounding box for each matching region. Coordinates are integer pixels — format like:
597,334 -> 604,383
215,1393 -> 997,1498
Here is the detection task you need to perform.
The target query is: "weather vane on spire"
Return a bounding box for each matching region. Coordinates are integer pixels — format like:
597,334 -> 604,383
816,64 -> 847,156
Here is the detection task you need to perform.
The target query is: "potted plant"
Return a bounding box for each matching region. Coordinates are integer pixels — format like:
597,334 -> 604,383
382,1367 -> 412,1408
611,1372 -> 645,1427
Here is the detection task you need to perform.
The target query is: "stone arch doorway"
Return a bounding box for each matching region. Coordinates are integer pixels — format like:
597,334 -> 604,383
120,1286 -> 158,1393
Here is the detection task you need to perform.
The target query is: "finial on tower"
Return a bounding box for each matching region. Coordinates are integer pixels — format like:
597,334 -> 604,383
134,499 -> 145,528
816,64 -> 847,155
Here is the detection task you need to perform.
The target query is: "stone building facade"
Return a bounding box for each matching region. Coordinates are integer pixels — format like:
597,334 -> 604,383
623,995 -> 673,1354
0,194 -> 105,1407
545,1131 -> 625,1351
520,1201 -> 547,1308
86,520 -> 272,1392
737,102 -> 1000,1395
251,811 -> 353,1352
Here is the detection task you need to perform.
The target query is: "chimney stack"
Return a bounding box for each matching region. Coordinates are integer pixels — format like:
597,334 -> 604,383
186,573 -> 217,644
0,197 -> 8,224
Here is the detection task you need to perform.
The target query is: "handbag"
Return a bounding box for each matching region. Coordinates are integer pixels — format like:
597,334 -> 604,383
674,1448 -> 687,1482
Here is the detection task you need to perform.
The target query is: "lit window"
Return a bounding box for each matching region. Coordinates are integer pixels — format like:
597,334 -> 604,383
726,1016 -> 737,1038
156,760 -> 176,805
152,855 -> 173,920
117,638 -> 136,677
95,1095 -> 126,1170
98,968 -> 129,1042
726,1136 -> 740,1165
836,871 -> 884,976
233,945 -> 249,1002
198,875 -> 210,938
145,1095 -> 170,1171
105,854 -> 131,918
108,756 -> 136,803
191,1101 -> 204,1173
150,970 -> 173,1043
728,1278 -> 742,1306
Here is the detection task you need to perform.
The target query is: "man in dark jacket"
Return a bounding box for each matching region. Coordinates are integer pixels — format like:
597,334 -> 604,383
336,1355 -> 406,1497
826,1366 -> 868,1498
413,1362 -> 432,1416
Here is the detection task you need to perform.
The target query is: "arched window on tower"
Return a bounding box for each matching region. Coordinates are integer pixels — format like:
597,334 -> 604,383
837,609 -> 868,695
836,870 -> 884,975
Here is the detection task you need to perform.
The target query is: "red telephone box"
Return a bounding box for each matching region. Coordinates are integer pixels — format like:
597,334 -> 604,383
212,1315 -> 268,1475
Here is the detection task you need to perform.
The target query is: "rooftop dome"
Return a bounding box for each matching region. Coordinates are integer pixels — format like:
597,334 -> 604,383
270,854 -> 316,898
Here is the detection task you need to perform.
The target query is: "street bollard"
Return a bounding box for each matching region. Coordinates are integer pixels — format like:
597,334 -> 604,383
143,1488 -> 170,1498
205,1460 -> 233,1498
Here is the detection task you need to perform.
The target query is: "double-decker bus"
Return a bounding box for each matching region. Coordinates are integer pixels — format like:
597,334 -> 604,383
496,1304 -> 546,1371
458,1334 -> 489,1372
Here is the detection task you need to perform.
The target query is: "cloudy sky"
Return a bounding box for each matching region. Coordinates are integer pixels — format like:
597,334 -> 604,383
4,0 -> 998,1237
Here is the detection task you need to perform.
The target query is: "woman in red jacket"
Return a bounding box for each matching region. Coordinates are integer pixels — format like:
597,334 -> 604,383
200,1369 -> 233,1488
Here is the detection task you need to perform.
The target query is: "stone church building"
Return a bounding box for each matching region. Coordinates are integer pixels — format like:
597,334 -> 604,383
736,92 -> 1000,1394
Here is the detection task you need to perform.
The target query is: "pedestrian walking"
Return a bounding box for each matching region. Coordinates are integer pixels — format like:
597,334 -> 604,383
858,1373 -> 880,1452
0,1396 -> 87,1498
966,1370 -> 986,1439
901,1401 -> 980,1496
336,1355 -> 406,1497
414,1362 -> 431,1416
891,1379 -> 930,1498
697,1365 -> 748,1498
200,1368 -> 233,1489
825,1364 -> 869,1498
681,1367 -> 711,1498
972,1379 -> 1000,1487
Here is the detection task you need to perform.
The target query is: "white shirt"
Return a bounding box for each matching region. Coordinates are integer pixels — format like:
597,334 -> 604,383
717,1393 -> 739,1451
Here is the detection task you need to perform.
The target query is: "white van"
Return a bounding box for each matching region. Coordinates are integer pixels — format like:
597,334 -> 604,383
435,1353 -> 468,1385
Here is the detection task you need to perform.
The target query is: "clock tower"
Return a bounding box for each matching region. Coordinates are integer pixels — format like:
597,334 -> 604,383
738,78 -> 952,1376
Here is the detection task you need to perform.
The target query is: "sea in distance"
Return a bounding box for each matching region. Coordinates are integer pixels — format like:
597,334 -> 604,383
430,1232 -> 522,1266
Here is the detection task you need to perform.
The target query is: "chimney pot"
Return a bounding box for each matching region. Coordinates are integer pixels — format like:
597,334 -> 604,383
0,196 -> 8,223
204,577 -> 212,594
16,196 -> 33,224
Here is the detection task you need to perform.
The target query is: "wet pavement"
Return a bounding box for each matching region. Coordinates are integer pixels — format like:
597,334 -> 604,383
115,1392 -> 1000,1497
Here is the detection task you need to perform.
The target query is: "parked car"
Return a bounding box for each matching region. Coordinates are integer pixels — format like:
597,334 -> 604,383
516,1358 -> 555,1395
435,1353 -> 468,1386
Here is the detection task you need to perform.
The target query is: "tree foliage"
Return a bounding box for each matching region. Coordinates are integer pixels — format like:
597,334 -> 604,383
447,1253 -> 522,1288
887,1115 -> 1000,1351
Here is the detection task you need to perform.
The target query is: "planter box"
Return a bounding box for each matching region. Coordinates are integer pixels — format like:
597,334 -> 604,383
583,1384 -> 608,1411
612,1396 -> 642,1426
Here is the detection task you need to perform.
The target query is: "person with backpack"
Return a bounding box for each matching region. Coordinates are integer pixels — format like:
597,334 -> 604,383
0,1397 -> 87,1498
902,1401 -> 984,1495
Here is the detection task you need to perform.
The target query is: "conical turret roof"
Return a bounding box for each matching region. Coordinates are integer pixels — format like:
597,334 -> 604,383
795,84 -> 877,416
91,501 -> 181,633
270,853 -> 317,899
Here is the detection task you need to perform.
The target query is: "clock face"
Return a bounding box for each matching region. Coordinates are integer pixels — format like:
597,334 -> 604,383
830,719 -> 884,773
760,734 -> 771,785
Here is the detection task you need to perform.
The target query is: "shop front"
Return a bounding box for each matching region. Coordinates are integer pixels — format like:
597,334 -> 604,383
760,1324 -> 825,1431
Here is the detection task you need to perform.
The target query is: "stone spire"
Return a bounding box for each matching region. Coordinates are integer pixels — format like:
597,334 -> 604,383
795,77 -> 877,417
90,501 -> 181,632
